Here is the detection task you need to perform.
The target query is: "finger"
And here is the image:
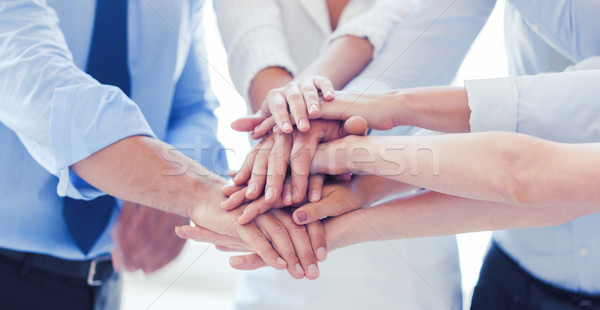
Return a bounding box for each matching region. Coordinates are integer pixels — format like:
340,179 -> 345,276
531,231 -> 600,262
314,76 -> 335,101
342,116 -> 369,136
231,114 -> 267,132
222,184 -> 245,197
307,174 -> 325,202
272,210 -> 320,280
229,253 -> 269,270
246,136 -> 275,200
293,196 -> 360,225
306,221 -> 327,262
237,196 -> 286,225
283,84 -> 310,132
250,117 -> 277,140
289,131 -> 318,203
215,245 -> 253,253
300,79 -> 321,117
222,187 -> 249,211
227,170 -> 239,179
279,176 -> 291,206
255,215 -> 304,279
266,91 -> 293,134
233,141 -> 260,186
264,133 -> 292,204
236,223 -> 288,270
175,225 -> 247,249
334,173 -> 352,182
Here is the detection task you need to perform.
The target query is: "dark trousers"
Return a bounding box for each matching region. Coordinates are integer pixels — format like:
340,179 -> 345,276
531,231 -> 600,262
471,241 -> 600,310
0,250 -> 121,310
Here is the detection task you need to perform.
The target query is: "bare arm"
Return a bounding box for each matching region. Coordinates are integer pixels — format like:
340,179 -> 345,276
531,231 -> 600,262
71,136 -> 224,219
314,131 -> 600,208
325,190 -> 596,251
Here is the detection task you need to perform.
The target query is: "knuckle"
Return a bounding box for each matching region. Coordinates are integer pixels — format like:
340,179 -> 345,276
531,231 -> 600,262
271,224 -> 289,236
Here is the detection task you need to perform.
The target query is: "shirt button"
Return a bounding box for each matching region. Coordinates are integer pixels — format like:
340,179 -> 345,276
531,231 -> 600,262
579,246 -> 589,257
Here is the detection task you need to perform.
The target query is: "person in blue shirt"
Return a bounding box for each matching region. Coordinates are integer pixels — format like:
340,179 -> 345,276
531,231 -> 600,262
0,1 -> 323,309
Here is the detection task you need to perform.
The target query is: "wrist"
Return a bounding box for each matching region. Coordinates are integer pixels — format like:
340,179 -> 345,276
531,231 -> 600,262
182,170 -> 226,220
387,89 -> 415,128
324,211 -> 365,252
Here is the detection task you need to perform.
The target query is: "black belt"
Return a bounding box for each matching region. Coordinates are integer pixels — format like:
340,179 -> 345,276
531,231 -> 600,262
0,247 -> 113,286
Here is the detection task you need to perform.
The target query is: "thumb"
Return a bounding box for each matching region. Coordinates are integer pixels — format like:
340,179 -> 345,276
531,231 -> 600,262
342,116 -> 368,136
292,200 -> 331,225
231,114 -> 266,132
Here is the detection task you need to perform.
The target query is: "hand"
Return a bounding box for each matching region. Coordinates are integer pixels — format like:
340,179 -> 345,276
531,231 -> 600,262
291,178 -> 366,225
239,90 -> 400,139
177,208 -> 326,280
228,117 -> 367,218
232,76 -> 336,137
111,202 -> 189,274
177,209 -> 357,272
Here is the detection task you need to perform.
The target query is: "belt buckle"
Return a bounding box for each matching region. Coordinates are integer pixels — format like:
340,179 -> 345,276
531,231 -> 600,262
87,255 -> 112,286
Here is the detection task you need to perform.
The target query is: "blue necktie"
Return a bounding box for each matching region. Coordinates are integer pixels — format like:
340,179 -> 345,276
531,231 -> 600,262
63,0 -> 130,255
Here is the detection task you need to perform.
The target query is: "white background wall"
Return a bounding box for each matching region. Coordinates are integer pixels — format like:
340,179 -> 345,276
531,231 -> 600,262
121,1 -> 508,309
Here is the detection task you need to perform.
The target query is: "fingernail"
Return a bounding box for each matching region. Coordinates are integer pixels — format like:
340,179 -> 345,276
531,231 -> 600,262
308,264 -> 319,278
316,247 -> 327,261
246,183 -> 256,196
295,210 -> 308,223
292,186 -> 299,201
277,257 -> 287,266
253,125 -> 260,133
237,211 -> 247,223
299,119 -> 309,131
283,190 -> 292,205
309,190 -> 319,202
309,104 -> 319,114
265,186 -> 274,200
282,122 -> 292,132
295,263 -> 304,275
325,91 -> 333,98
230,256 -> 243,266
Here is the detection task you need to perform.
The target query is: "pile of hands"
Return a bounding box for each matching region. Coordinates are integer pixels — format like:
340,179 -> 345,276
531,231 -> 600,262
112,76 -> 387,279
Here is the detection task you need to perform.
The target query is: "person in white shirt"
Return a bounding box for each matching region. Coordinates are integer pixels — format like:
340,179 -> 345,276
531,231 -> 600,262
211,0 -> 462,309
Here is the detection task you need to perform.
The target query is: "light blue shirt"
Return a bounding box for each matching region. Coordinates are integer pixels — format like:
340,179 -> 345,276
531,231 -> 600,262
349,0 -> 600,294
0,0 -> 227,260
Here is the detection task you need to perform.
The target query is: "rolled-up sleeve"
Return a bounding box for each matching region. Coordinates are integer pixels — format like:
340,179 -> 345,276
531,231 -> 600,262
213,0 -> 297,100
466,57 -> 600,142
0,1 -> 154,199
327,0 -> 412,56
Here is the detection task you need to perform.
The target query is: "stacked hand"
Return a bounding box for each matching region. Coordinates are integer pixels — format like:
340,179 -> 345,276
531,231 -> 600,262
177,76 -> 384,279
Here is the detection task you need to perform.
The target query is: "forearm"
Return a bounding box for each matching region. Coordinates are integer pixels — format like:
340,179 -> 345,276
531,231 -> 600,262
353,175 -> 417,207
72,136 -> 226,217
248,67 -> 293,111
399,86 -> 471,132
297,35 -> 373,90
325,191 -> 592,251
321,132 -> 600,207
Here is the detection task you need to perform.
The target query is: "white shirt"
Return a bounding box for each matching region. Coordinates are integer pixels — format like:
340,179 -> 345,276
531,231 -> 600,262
214,1 -> 462,309
214,0 -> 412,100
353,0 -> 600,294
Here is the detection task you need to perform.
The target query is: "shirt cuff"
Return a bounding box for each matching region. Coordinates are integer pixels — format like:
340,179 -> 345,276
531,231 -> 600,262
466,77 -> 519,133
51,84 -> 155,199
